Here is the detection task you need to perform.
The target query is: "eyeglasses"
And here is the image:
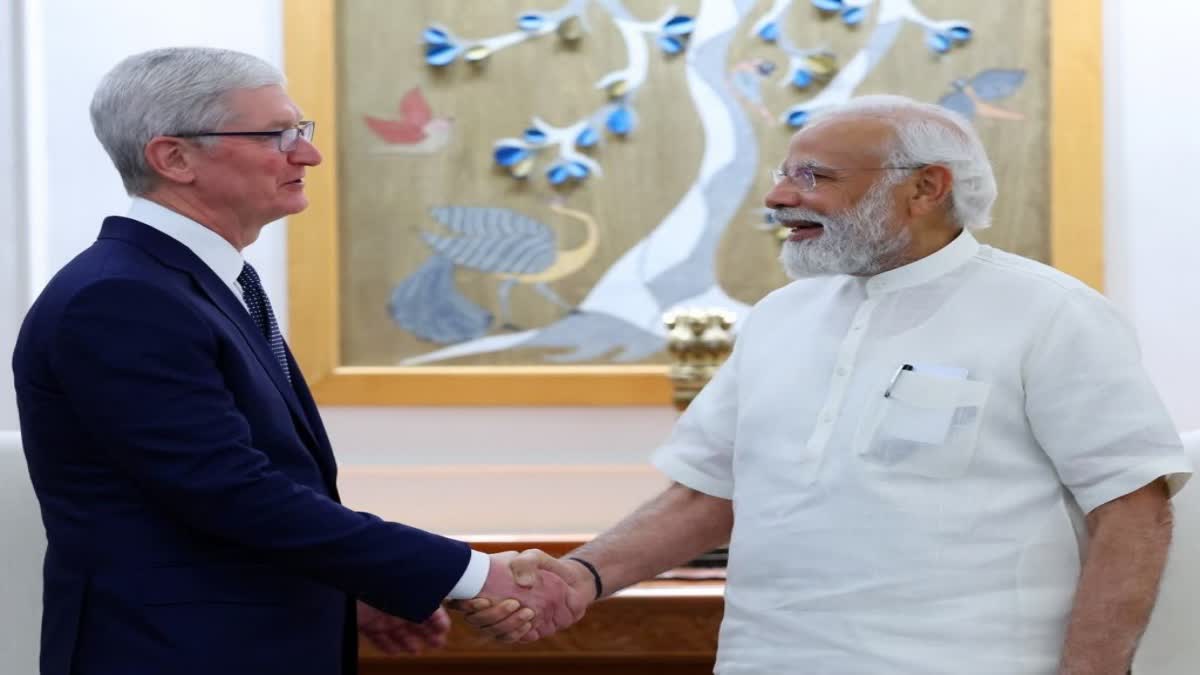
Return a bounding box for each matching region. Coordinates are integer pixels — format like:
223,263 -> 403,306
173,120 -> 316,152
770,163 -> 925,192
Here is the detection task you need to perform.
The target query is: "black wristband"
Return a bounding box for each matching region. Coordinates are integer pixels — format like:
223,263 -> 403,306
568,556 -> 603,599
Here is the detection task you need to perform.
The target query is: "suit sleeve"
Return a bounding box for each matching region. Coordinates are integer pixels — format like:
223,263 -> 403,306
50,278 -> 468,621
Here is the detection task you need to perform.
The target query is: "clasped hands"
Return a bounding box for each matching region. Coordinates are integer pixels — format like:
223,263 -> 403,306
357,549 -> 595,655
449,549 -> 596,642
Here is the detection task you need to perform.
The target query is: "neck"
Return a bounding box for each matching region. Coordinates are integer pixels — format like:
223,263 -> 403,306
905,221 -> 962,264
140,187 -> 258,251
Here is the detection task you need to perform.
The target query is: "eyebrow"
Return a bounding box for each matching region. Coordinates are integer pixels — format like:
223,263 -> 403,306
781,159 -> 835,173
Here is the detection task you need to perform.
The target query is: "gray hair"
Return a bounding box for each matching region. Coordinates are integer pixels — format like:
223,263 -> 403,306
808,94 -> 998,229
90,47 -> 286,195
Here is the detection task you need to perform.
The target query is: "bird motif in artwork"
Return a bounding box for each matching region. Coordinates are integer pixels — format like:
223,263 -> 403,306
388,202 -> 602,344
363,86 -> 454,153
728,58 -> 779,125
938,69 -> 1027,121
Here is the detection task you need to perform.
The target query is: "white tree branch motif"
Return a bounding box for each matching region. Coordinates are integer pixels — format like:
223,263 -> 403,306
403,0 -> 977,365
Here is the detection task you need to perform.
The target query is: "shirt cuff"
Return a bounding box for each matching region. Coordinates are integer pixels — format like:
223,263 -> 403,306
445,549 -> 490,599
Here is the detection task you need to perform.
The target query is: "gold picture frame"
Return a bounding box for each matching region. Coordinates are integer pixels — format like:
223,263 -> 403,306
283,0 -> 1102,406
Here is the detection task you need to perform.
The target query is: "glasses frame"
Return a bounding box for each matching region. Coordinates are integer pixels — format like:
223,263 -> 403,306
173,120 -> 316,152
770,163 -> 927,192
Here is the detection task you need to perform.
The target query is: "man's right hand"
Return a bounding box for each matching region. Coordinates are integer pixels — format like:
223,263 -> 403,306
448,549 -> 594,642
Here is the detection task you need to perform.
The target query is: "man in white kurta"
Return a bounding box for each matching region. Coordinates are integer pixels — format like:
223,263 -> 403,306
459,95 -> 1191,675
654,224 -> 1188,672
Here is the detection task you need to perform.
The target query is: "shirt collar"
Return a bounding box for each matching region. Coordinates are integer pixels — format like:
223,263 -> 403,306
127,197 -> 244,288
864,228 -> 980,296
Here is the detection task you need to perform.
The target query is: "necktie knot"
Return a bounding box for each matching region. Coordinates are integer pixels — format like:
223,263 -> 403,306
238,263 -> 291,382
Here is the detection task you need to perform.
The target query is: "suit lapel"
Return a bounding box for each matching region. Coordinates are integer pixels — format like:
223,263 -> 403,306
99,218 -> 326,473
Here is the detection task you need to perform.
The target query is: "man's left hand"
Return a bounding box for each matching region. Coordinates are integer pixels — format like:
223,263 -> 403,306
357,600 -> 451,655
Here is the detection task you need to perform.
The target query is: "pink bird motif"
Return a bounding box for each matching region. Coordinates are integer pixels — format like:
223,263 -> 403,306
363,87 -> 454,154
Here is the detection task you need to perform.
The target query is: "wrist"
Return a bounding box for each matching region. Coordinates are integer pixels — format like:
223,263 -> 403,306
566,556 -> 603,602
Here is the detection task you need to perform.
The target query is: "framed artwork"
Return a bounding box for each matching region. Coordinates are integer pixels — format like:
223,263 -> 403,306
284,0 -> 1101,405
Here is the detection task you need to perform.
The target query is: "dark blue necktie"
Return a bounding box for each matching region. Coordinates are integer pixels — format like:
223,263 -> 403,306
237,263 -> 291,382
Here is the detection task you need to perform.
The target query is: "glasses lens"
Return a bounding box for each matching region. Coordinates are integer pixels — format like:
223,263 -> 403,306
301,121 -> 315,142
279,128 -> 297,152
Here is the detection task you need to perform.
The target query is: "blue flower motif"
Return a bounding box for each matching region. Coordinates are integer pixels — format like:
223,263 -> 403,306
517,12 -> 546,32
792,69 -> 813,89
494,145 -> 530,167
926,31 -> 951,54
606,106 -> 634,135
841,7 -> 866,25
663,15 -> 695,36
812,0 -> 844,11
786,110 -> 810,128
523,128 -> 548,144
658,35 -> 685,55
757,21 -> 779,43
425,43 -> 460,67
575,126 -> 599,148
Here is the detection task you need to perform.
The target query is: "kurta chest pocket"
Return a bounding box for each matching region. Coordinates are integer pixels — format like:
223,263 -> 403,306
854,368 -> 991,478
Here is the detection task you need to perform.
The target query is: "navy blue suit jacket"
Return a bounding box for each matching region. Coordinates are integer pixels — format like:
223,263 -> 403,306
12,217 -> 471,675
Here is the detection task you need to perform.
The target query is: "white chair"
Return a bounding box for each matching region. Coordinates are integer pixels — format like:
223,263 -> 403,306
1134,430 -> 1200,674
0,430 -> 44,675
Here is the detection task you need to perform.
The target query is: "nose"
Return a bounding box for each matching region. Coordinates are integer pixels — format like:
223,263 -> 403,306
289,137 -> 323,167
764,180 -> 802,210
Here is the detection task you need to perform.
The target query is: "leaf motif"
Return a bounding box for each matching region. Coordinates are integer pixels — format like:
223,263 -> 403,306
841,7 -> 866,25
517,12 -> 546,32
604,78 -> 629,99
969,69 -> 1026,100
424,27 -> 452,45
792,69 -> 813,89
938,91 -> 976,119
524,128 -> 548,144
926,31 -> 951,54
812,0 -> 844,11
658,35 -> 685,55
425,43 -> 460,67
947,24 -> 973,42
510,157 -> 535,179
663,15 -> 696,36
426,206 -> 557,274
557,15 -> 583,41
463,45 -> 491,63
494,145 -> 530,167
757,21 -> 780,43
575,126 -> 599,148
566,161 -> 590,179
547,164 -> 571,185
786,109 -> 810,128
805,53 -> 837,77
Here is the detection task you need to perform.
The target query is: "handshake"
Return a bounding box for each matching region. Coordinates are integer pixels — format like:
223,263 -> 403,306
358,549 -> 599,654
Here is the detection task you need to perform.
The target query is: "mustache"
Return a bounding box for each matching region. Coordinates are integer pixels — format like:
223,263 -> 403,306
771,207 -> 835,228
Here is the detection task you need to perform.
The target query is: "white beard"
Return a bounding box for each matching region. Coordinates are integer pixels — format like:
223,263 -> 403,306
777,178 -> 913,278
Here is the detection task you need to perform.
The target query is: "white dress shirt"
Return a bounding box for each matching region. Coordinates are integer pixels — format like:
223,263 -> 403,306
654,229 -> 1192,674
127,198 -> 489,599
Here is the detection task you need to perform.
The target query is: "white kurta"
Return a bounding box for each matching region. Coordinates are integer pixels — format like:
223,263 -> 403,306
654,230 -> 1191,674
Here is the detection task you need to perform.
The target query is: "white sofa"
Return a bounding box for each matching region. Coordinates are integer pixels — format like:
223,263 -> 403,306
0,430 -> 44,675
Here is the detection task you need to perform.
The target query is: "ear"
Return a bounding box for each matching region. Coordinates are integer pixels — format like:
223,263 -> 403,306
143,136 -> 200,186
908,164 -> 954,218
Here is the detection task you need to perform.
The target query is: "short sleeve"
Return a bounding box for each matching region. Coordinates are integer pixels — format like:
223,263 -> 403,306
1024,289 -> 1192,513
651,321 -> 748,500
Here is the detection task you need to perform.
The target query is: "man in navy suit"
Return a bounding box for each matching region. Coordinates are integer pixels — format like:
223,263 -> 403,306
11,47 -> 588,675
